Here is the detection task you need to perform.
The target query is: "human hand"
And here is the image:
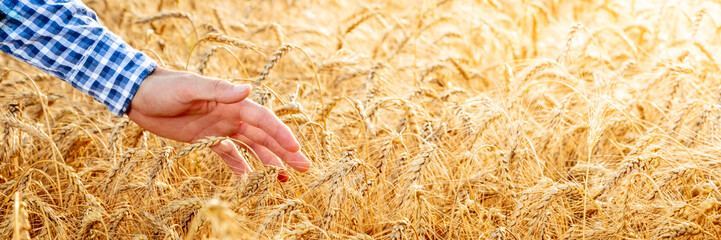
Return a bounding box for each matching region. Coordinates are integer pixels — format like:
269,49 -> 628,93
127,67 -> 310,181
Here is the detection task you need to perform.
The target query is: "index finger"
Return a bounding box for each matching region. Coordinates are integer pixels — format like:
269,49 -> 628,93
237,100 -> 301,152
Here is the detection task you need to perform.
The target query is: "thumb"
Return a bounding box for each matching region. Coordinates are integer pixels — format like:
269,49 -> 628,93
193,78 -> 251,103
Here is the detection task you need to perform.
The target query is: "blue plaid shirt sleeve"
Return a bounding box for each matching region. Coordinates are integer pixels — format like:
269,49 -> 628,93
0,0 -> 157,116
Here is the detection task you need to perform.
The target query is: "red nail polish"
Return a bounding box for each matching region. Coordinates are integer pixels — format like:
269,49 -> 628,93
278,171 -> 290,182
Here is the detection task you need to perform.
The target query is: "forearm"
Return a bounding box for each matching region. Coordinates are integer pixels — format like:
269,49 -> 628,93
0,0 -> 157,116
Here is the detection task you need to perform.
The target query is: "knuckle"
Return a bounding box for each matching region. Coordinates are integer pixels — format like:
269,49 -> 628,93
237,122 -> 248,134
261,136 -> 274,148
210,79 -> 224,90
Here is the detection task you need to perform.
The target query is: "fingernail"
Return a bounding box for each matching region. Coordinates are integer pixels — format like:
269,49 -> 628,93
234,84 -> 250,93
278,171 -> 290,182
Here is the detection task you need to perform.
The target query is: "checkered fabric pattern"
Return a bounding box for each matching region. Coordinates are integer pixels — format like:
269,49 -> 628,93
0,0 -> 157,116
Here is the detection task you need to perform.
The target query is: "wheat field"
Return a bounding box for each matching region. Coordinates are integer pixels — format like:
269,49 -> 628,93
3,0 -> 721,239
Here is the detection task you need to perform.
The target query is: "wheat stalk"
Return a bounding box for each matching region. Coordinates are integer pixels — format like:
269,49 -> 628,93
334,69 -> 370,86
319,209 -> 336,231
405,147 -> 434,184
257,199 -> 304,238
196,199 -> 242,239
197,46 -> 219,75
692,9 -> 707,39
108,203 -> 131,237
280,210 -> 316,240
343,12 -> 379,35
236,167 -> 279,201
274,101 -> 303,116
79,209 -> 104,239
24,195 -> 66,236
685,105 -> 711,147
11,192 -> 30,240
657,221 -> 703,239
648,165 -> 697,200
198,33 -> 262,53
200,23 -> 222,34
387,220 -> 409,240
557,23 -> 583,63
175,136 -> 228,159
161,198 -> 205,235
255,43 -> 296,85
108,118 -> 130,151
56,163 -> 104,209
594,153 -> 661,199
146,147 -> 172,197
309,149 -> 361,188
187,33 -> 264,70
317,59 -> 358,72
135,11 -> 191,24
445,58 -> 470,82
317,96 -> 341,123
104,148 -> 136,193
135,10 -> 198,41
250,23 -> 286,45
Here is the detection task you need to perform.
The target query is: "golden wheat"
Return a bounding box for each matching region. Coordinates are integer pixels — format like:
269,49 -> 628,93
5,1 -> 721,239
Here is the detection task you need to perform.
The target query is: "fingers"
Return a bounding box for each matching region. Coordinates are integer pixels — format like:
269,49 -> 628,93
210,139 -> 252,176
232,135 -> 291,182
237,100 -> 301,152
184,75 -> 251,103
233,133 -> 311,172
237,121 -> 286,155
240,136 -> 285,168
209,138 -> 298,182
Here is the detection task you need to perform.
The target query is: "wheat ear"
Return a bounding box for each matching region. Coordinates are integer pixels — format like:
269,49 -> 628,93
557,23 -> 583,63
255,43 -> 296,85
175,136 -> 229,159
12,192 -> 30,240
657,221 -> 703,239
